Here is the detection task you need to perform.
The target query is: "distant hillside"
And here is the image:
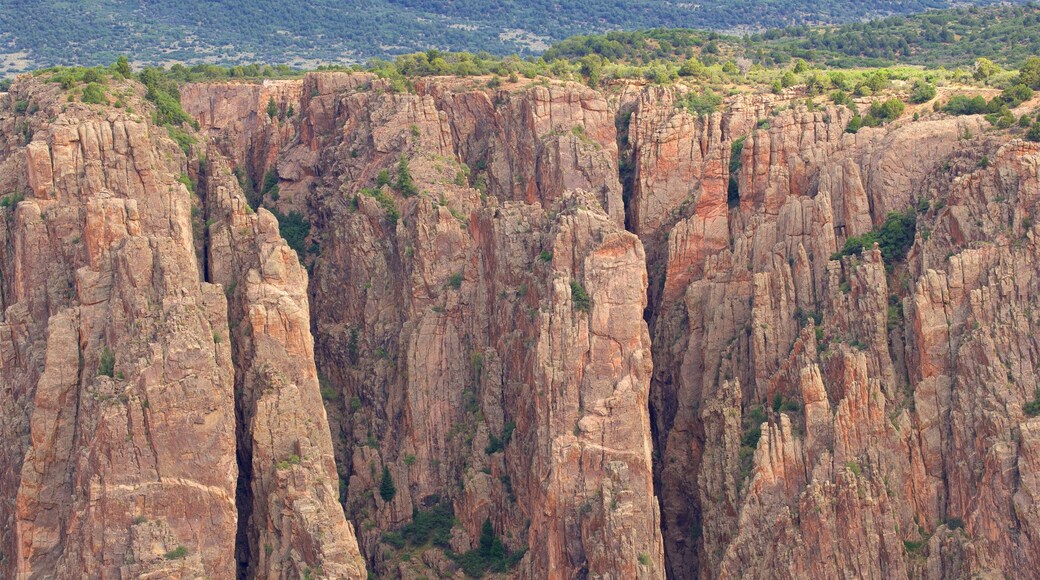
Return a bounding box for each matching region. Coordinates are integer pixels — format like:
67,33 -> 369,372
544,4 -> 1040,70
753,2 -> 1040,68
0,0 -> 1023,74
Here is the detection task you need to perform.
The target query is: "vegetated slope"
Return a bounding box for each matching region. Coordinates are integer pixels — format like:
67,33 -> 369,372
545,4 -> 1040,69
752,2 -> 1040,68
0,0 -> 1022,73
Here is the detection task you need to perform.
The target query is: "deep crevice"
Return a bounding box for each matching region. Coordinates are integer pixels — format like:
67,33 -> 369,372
196,154 -> 255,579
616,107 -> 637,235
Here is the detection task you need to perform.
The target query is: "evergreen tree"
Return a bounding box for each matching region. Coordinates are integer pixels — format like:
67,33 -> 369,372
379,465 -> 396,502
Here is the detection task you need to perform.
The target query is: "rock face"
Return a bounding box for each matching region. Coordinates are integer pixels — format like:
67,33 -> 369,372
0,76 -> 364,578
184,73 -> 667,578
639,90 -> 1039,580
203,158 -> 366,578
5,68 -> 1040,580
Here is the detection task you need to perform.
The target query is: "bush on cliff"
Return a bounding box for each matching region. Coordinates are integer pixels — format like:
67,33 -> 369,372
80,82 -> 107,104
139,67 -> 198,129
831,208 -> 917,268
570,280 -> 591,312
1025,388 -> 1040,416
678,89 -> 723,117
97,347 -> 115,377
451,518 -> 525,578
271,209 -> 310,258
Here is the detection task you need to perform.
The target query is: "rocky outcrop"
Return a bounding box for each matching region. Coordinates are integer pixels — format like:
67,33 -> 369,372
203,157 -> 366,578
643,92 -> 1038,579
0,77 -> 240,578
0,75 -> 364,578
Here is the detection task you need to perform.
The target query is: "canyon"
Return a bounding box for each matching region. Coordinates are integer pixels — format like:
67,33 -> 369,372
1,69 -> 1039,580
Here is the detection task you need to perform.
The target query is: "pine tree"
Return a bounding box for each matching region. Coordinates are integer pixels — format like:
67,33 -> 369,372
479,517 -> 505,560
379,465 -> 396,502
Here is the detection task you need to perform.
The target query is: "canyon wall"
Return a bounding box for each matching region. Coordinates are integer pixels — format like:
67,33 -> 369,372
2,68 -> 1039,580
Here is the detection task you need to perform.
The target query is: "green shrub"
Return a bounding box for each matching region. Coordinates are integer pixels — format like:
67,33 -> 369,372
830,89 -> 852,107
485,421 -> 516,454
678,89 -> 722,117
867,98 -> 905,124
81,82 -> 107,104
1027,123 -> 1040,142
266,97 -> 278,119
275,454 -> 302,469
451,518 -> 524,577
447,272 -> 464,290
741,425 -> 761,448
360,187 -> 400,224
1025,388 -> 1040,416
139,67 -> 197,128
1000,84 -> 1034,108
261,170 -> 279,195
728,136 -> 745,207
904,539 -> 925,554
271,209 -> 310,258
97,347 -> 115,377
167,126 -> 196,155
164,546 -> 188,560
985,107 -> 1015,128
1,191 -> 25,208
945,517 -> 965,530
382,531 -> 407,549
1019,57 -> 1040,89
382,501 -> 455,550
909,80 -> 936,104
943,94 -> 989,115
846,115 -> 864,133
570,280 -> 591,312
319,375 -> 340,401
831,209 -> 916,268
114,56 -> 132,78
395,156 -> 418,197
379,465 -> 396,502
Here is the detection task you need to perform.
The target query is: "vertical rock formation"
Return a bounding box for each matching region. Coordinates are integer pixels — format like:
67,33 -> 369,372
185,73 -> 666,578
203,158 -> 366,578
179,73 -> 1040,579
637,87 -> 1040,580
0,74 -> 364,578
0,76 -> 239,578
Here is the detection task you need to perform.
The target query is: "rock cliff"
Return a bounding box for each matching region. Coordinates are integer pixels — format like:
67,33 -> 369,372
2,68 -> 1039,580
